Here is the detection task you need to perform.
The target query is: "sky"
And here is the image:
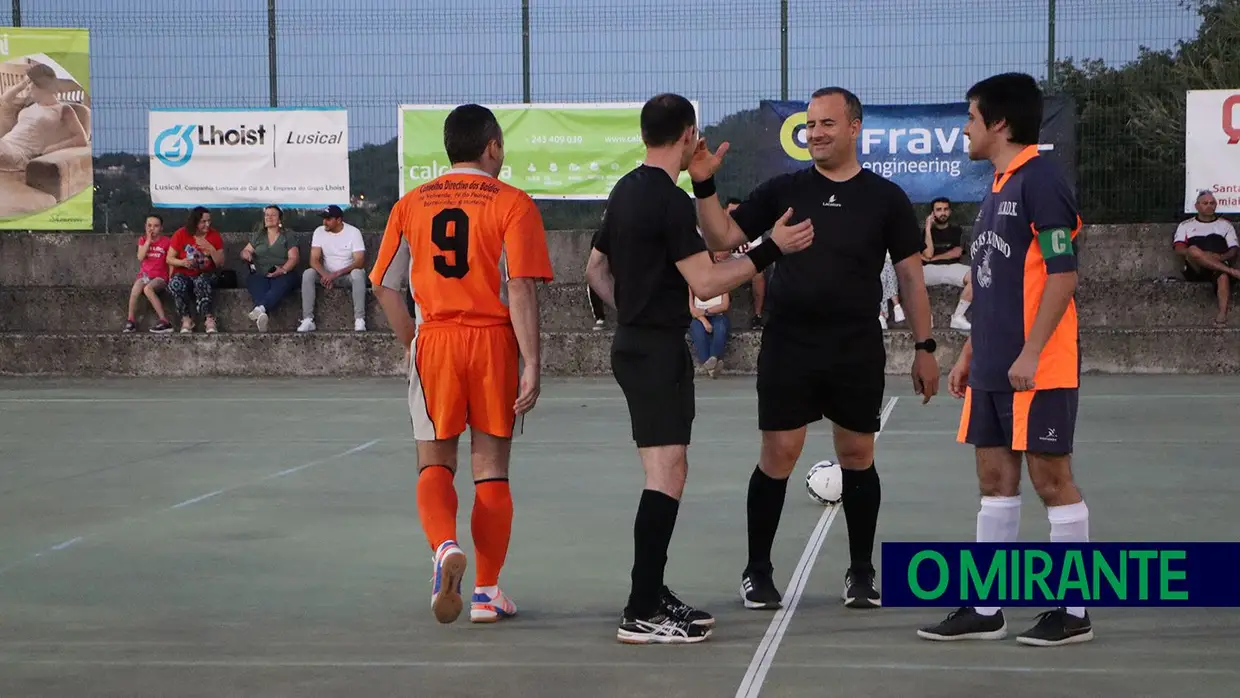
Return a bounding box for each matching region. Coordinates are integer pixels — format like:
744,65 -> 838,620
5,0 -> 1205,154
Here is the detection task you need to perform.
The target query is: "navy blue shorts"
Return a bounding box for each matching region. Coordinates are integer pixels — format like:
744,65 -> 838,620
957,387 -> 1078,455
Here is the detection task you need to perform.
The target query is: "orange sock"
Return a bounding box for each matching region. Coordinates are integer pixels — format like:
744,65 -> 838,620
417,466 -> 458,552
472,479 -> 513,588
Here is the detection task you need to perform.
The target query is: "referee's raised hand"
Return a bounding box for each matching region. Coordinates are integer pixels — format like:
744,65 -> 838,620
769,208 -> 814,254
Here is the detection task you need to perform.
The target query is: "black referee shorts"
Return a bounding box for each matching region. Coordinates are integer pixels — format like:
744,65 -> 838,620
756,320 -> 886,434
611,326 -> 695,448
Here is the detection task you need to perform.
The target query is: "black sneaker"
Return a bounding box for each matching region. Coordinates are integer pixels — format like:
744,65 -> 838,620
750,315 -> 764,330
917,607 -> 1008,641
617,610 -> 711,644
123,320 -> 136,333
740,569 -> 783,610
1016,609 -> 1094,647
149,319 -> 174,334
661,586 -> 714,627
842,566 -> 882,609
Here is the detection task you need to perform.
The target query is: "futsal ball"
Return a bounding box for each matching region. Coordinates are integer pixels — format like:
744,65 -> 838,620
806,460 -> 843,505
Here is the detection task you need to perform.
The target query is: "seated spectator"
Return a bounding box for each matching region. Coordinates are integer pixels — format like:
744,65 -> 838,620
588,285 -> 606,330
124,213 -> 173,333
1174,190 -> 1240,325
241,205 -> 300,332
922,197 -> 973,331
689,251 -> 732,378
166,206 -> 225,334
299,205 -> 367,332
725,197 -> 768,328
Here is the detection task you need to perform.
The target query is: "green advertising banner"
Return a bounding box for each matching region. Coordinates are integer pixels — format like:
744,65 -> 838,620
0,28 -> 93,230
399,102 -> 698,199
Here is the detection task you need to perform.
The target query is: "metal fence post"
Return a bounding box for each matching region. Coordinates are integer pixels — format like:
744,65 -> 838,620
268,0 -> 278,107
522,0 -> 531,103
1047,0 -> 1057,86
779,0 -> 788,100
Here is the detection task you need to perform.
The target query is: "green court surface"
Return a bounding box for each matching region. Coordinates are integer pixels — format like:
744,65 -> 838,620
0,374 -> 1237,697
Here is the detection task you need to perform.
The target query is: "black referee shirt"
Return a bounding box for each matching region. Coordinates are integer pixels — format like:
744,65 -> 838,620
731,167 -> 922,327
592,165 -> 707,330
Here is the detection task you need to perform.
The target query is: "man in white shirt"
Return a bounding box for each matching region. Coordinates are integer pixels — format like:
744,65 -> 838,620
1174,190 -> 1240,326
300,205 -> 368,331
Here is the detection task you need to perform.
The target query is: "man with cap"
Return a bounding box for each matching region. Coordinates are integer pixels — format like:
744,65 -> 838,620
300,204 -> 369,332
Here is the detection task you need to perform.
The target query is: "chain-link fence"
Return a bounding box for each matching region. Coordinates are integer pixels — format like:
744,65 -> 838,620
3,0 -> 1223,231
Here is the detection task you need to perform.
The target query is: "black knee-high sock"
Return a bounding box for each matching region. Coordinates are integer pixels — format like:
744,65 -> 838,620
841,463 -> 881,573
627,489 -> 681,618
746,465 -> 789,575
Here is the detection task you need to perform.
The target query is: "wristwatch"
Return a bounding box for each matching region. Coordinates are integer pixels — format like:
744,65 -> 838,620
914,338 -> 937,354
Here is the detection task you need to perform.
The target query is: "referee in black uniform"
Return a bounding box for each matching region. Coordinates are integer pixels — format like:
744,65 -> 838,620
692,87 -> 941,610
585,93 -> 814,644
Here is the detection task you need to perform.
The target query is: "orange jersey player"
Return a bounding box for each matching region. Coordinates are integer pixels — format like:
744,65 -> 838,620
369,104 -> 553,627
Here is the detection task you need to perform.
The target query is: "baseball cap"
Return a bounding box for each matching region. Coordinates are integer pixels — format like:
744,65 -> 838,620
320,205 -> 344,218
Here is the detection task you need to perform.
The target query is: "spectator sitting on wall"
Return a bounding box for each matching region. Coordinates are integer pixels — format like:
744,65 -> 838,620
689,250 -> 733,378
240,205 -> 300,332
124,213 -> 174,334
1174,190 -> 1240,326
298,205 -> 368,332
724,197 -> 769,329
166,206 -> 225,334
921,196 -> 973,331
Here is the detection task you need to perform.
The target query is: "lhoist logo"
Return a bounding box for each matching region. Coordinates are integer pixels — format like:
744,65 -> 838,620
154,123 -> 268,168
154,124 -> 196,168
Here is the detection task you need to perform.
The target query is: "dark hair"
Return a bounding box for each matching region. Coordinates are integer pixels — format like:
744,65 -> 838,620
965,73 -> 1042,146
811,87 -> 863,123
26,62 -> 57,90
931,197 -> 952,208
725,197 -> 742,206
443,104 -> 502,164
640,93 -> 697,148
145,213 -> 163,224
186,206 -> 210,232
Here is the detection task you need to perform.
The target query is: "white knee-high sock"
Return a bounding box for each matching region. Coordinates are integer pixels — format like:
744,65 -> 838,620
1049,501 -> 1090,618
975,495 -> 1021,616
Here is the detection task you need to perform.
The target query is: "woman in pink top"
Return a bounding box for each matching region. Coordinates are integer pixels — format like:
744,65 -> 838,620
124,213 -> 173,333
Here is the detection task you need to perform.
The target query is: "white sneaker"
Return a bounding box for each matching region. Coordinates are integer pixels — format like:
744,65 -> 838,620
951,314 -> 972,331
247,306 -> 265,321
354,318 -> 366,332
893,304 -> 906,324
297,318 -> 316,332
256,311 -> 269,332
878,314 -> 888,330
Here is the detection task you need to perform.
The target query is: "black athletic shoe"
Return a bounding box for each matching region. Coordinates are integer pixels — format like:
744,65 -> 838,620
740,569 -> 783,610
1016,609 -> 1094,647
660,586 -> 714,627
917,607 -> 1008,641
617,610 -> 711,644
842,567 -> 882,608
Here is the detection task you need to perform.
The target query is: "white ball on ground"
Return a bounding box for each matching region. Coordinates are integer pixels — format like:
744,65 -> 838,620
806,460 -> 843,505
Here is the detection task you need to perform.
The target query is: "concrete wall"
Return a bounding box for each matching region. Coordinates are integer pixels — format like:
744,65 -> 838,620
0,224 -> 1185,288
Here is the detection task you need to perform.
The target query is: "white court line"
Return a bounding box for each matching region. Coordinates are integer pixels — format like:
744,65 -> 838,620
734,396 -> 898,698
1,658 -> 1234,676
0,439 -> 379,576
1,392 -> 1238,404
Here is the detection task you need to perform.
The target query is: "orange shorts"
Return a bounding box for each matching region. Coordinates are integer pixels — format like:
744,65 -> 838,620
407,323 -> 521,441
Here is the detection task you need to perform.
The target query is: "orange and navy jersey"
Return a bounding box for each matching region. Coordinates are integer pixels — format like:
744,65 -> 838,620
369,168 -> 554,327
968,145 -> 1082,391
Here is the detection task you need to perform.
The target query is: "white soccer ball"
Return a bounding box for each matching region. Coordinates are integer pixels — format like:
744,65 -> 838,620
806,460 -> 843,505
